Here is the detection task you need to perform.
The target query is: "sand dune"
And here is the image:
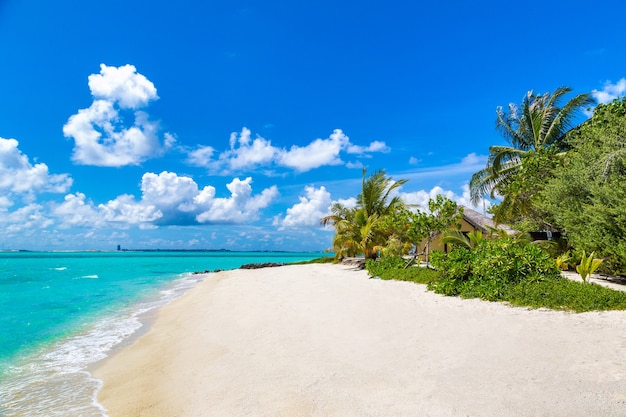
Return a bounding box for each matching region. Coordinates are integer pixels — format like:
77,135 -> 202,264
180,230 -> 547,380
93,263 -> 626,417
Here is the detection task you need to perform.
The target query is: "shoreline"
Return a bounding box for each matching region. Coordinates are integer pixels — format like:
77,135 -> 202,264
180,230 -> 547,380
93,263 -> 626,417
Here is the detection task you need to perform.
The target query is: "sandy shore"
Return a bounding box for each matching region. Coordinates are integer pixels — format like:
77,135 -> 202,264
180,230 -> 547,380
93,264 -> 626,417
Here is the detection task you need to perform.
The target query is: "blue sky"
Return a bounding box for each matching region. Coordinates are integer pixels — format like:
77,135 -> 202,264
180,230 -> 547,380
1,0 -> 626,251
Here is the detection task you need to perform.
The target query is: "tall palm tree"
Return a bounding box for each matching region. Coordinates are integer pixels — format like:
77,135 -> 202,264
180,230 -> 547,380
470,87 -> 595,205
321,169 -> 408,259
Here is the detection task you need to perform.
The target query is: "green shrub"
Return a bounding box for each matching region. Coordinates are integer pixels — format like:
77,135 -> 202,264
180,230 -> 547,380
430,248 -> 472,280
472,239 -> 561,284
377,266 -> 439,284
430,238 -> 561,299
365,256 -> 405,277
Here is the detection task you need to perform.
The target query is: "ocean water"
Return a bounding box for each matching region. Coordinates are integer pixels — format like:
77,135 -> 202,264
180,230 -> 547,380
0,250 -> 327,416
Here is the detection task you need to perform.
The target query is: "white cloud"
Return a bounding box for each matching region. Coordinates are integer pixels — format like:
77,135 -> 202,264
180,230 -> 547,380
0,204 -> 54,233
141,171 -> 201,209
53,192 -> 103,228
88,63 -> 158,109
186,146 -> 215,167
188,128 -> 390,174
0,137 -> 73,197
278,131 -> 348,171
347,140 -> 390,154
99,194 -> 163,225
592,78 -> 626,104
196,177 -> 279,223
274,188 -> 360,230
277,186 -> 332,228
63,64 -> 169,167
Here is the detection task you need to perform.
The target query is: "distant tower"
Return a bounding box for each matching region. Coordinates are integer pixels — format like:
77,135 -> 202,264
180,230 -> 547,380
117,245 -> 121,251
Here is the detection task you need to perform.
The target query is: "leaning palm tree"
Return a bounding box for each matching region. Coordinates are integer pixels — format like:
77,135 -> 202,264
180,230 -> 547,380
321,169 -> 408,259
470,87 -> 595,205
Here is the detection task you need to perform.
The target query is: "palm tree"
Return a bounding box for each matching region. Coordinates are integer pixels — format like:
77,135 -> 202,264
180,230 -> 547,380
470,87 -> 595,205
321,169 -> 408,259
358,168 -> 408,217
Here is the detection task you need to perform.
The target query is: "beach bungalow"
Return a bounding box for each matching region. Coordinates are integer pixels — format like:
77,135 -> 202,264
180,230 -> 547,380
416,206 -> 515,260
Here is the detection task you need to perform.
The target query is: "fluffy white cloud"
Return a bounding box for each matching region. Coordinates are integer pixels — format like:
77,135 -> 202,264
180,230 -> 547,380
99,194 -> 163,225
0,137 -> 73,197
63,64 -> 169,167
274,188 -> 359,229
196,177 -> 279,223
276,186 -> 332,228
141,171 -> 202,209
188,128 -> 389,174
592,78 -> 626,104
278,130 -> 348,171
88,64 -> 158,108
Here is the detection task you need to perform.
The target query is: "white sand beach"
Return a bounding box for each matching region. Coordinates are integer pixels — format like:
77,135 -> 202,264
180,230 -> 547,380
93,263 -> 626,417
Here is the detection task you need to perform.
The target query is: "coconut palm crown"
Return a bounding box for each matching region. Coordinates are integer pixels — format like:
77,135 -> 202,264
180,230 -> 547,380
469,87 -> 595,204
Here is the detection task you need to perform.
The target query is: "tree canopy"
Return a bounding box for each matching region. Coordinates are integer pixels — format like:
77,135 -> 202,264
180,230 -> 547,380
541,98 -> 626,274
470,87 -> 594,225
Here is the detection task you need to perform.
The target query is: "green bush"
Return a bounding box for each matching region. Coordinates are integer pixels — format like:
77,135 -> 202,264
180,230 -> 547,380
377,266 -> 439,284
366,256 -> 439,284
429,238 -> 562,299
430,248 -> 472,280
472,239 -> 561,284
365,256 -> 405,277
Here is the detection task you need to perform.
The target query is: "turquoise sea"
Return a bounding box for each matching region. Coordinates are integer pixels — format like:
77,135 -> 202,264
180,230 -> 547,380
0,250 -> 327,416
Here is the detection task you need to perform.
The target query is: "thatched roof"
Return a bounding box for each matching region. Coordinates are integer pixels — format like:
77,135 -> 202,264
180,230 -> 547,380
461,206 -> 516,235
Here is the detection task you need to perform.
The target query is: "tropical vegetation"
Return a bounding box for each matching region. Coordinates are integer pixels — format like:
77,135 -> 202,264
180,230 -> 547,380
322,87 -> 626,312
469,87 -> 594,229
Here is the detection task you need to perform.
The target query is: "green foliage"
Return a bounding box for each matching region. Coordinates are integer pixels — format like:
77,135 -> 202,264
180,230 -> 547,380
368,240 -> 626,312
429,238 -> 562,300
541,98 -> 626,274
321,169 -> 408,259
430,248 -> 472,280
576,250 -> 604,283
365,256 -> 439,284
489,149 -> 560,229
377,209 -> 414,257
365,256 -> 406,277
376,266 -> 440,285
470,87 -> 594,207
407,196 -> 463,263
